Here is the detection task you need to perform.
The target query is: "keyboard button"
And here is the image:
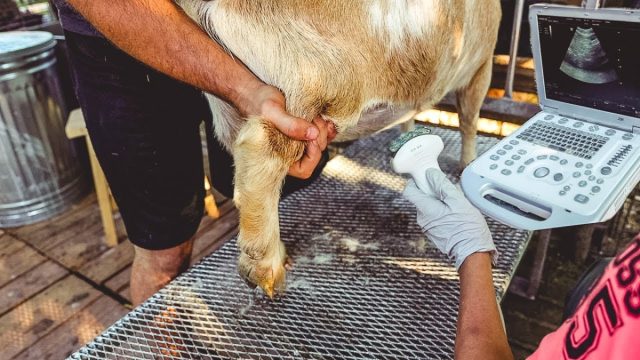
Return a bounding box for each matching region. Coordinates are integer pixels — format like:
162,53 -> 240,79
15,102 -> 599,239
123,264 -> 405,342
559,190 -> 567,196
574,194 -> 590,204
605,129 -> 616,136
501,169 -> 512,176
589,175 -> 596,181
504,145 -> 514,150
518,149 -> 527,155
525,158 -> 535,165
573,122 -> 584,128
563,185 -> 571,191
553,173 -> 564,182
575,162 -> 584,168
544,115 -> 554,120
512,155 -> 521,161
490,155 -> 500,161
490,164 -> 498,170
497,150 -> 507,156
584,170 -> 592,176
579,181 -> 587,187
510,140 -> 520,145
586,164 -> 593,169
559,118 -> 569,124
597,178 -> 604,184
600,166 -> 612,175
518,165 -> 526,173
550,155 -> 559,161
623,133 -> 634,140
573,172 -> 581,178
534,167 -> 550,178
588,125 -> 599,132
537,155 -> 548,160
560,159 -> 568,165
592,186 -> 601,193
505,160 -> 514,166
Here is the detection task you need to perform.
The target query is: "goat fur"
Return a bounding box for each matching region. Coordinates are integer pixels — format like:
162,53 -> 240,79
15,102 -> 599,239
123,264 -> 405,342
176,0 -> 501,297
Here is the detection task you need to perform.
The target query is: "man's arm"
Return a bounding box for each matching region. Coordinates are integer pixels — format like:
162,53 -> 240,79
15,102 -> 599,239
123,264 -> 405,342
456,253 -> 513,360
402,172 -> 513,359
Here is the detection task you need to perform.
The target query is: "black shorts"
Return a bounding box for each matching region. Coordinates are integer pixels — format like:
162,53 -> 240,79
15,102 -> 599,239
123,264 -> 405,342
65,31 -> 327,250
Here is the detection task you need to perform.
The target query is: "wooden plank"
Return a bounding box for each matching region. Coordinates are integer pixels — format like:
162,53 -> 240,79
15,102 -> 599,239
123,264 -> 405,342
491,64 -> 537,94
0,275 -> 100,359
435,93 -> 539,125
12,296 -> 128,360
119,287 -> 131,303
9,195 -> 95,236
0,234 -> 27,258
11,194 -> 98,242
0,261 -> 68,316
86,136 -> 119,248
64,108 -> 88,139
46,225 -> 112,271
104,266 -> 131,295
13,210 -> 104,255
0,236 -> 46,288
0,261 -> 69,315
37,219 -> 105,257
35,210 -> 104,253
204,176 -> 221,219
78,240 -> 133,284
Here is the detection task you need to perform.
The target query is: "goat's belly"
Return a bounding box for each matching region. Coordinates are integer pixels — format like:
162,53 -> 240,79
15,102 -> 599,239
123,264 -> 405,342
332,104 -> 416,142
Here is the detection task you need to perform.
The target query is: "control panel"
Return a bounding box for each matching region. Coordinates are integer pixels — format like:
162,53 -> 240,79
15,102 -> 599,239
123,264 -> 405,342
461,112 -> 640,230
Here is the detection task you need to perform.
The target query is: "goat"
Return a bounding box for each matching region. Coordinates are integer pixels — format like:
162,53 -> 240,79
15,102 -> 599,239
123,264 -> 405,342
176,0 -> 501,297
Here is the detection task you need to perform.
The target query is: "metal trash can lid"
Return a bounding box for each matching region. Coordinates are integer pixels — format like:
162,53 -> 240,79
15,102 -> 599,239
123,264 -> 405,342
0,31 -> 55,61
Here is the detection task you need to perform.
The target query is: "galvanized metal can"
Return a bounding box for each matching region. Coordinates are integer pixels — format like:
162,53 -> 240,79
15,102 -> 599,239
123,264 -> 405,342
0,31 -> 86,227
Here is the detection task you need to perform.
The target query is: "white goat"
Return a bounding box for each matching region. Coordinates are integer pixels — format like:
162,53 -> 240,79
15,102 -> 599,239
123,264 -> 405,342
176,0 -> 501,297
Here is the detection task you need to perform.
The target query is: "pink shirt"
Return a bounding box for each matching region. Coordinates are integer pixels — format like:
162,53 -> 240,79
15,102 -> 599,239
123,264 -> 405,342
528,234 -> 640,360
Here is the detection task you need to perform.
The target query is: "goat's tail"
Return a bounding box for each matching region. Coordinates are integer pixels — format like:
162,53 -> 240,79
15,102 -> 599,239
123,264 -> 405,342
233,117 -> 305,297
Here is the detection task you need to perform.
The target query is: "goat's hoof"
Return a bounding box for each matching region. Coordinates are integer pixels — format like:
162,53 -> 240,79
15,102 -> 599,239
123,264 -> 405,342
238,252 -> 287,298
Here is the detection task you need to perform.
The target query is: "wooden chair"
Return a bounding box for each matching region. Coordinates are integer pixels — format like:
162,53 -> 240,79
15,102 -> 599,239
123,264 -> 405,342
65,109 -> 219,247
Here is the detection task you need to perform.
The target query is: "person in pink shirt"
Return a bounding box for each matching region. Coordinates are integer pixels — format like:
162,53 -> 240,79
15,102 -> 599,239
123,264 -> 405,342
403,168 -> 640,360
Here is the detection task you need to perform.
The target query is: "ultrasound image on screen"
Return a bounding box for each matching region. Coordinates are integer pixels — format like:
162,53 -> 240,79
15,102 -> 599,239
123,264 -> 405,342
560,27 -> 618,84
538,16 -> 640,118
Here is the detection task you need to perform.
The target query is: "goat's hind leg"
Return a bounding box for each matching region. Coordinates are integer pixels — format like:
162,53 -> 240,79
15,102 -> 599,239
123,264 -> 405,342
455,58 -> 493,168
233,117 -> 304,297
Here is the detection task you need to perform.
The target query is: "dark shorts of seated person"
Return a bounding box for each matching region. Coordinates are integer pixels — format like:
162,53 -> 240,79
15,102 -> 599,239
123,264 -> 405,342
64,31 -> 328,251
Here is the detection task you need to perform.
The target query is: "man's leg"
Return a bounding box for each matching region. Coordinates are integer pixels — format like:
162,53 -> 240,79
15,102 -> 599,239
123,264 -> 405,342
131,240 -> 194,305
64,31 -> 210,304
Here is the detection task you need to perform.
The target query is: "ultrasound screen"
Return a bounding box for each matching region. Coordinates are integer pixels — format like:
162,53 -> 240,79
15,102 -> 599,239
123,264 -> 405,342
538,15 -> 640,118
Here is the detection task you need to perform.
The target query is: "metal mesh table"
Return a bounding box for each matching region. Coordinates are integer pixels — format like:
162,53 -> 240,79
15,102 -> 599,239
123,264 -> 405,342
70,127 -> 532,360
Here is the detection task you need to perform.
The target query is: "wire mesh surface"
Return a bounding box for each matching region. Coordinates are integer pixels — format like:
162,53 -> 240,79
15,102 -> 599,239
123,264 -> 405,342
70,127 -> 532,360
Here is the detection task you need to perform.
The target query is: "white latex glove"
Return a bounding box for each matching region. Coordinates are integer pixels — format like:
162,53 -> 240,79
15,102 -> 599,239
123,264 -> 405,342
403,168 -> 498,270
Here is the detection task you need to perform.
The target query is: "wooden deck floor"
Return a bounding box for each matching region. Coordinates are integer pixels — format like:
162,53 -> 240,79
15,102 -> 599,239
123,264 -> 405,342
0,194 -> 238,359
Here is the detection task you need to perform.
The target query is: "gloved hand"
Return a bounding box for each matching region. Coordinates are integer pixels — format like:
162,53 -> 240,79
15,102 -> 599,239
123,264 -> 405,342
402,168 -> 498,271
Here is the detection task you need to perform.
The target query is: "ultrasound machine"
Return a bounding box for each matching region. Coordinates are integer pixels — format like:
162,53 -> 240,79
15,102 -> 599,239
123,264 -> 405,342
461,4 -> 640,230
